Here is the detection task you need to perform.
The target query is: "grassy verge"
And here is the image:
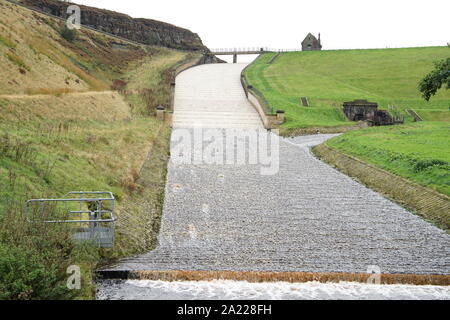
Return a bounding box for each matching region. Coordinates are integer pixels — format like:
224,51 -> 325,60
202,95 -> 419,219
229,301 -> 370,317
243,47 -> 450,133
313,121 -> 450,231
0,108 -> 169,298
122,49 -> 195,116
312,143 -> 450,232
0,1 -> 199,297
325,122 -> 450,196
0,50 -> 198,298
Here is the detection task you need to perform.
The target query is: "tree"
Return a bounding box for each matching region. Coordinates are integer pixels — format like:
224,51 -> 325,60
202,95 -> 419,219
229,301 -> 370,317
418,48 -> 450,101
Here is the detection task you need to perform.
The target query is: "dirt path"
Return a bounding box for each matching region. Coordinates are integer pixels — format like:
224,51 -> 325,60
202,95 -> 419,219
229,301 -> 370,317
0,90 -> 115,99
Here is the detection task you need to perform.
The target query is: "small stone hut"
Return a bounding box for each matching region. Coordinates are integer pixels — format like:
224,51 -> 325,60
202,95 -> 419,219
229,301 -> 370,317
302,33 -> 322,51
343,99 -> 397,126
343,100 -> 378,121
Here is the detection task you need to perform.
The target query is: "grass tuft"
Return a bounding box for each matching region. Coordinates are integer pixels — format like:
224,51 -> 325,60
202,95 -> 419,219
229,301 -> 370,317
6,51 -> 30,71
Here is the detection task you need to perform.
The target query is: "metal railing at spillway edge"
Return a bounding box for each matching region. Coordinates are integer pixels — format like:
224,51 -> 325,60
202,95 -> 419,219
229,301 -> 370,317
25,191 -> 117,248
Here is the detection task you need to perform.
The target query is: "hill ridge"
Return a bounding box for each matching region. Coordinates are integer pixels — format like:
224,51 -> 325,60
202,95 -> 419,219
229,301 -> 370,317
16,0 -> 208,51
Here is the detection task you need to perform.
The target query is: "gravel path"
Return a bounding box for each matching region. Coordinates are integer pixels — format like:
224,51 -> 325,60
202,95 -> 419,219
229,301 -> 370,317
101,64 -> 449,276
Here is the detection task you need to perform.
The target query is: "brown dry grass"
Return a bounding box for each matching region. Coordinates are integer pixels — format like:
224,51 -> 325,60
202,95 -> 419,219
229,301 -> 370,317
0,91 -> 131,122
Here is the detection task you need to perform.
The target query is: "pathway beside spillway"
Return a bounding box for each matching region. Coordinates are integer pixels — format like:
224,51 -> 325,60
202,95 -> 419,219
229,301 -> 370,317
101,63 -> 449,276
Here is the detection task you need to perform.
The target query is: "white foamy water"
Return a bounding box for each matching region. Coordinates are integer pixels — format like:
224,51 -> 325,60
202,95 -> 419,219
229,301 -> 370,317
97,280 -> 450,300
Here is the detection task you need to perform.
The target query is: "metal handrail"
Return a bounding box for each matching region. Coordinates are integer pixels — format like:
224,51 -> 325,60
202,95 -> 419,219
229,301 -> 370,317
25,191 -> 116,224
25,191 -> 117,248
211,48 -> 303,54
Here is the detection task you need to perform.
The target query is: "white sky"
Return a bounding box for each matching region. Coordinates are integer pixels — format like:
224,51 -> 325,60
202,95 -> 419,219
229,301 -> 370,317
75,0 -> 449,62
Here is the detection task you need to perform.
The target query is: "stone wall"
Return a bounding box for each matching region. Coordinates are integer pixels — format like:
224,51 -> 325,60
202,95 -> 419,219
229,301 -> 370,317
342,99 -> 398,126
343,100 -> 378,121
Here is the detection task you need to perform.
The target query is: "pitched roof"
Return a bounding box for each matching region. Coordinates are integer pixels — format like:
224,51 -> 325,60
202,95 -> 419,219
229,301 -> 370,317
302,33 -> 319,45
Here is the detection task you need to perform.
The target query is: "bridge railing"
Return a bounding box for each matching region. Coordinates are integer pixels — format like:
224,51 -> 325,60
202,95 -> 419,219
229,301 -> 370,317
211,47 -> 270,53
211,47 -> 303,54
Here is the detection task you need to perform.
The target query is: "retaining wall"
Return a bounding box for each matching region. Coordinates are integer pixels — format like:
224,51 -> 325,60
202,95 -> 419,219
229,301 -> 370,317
240,65 -> 284,130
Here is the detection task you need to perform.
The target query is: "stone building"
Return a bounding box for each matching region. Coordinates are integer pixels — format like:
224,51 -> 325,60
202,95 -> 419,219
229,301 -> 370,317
343,100 -> 378,121
302,33 -> 322,51
343,99 -> 399,126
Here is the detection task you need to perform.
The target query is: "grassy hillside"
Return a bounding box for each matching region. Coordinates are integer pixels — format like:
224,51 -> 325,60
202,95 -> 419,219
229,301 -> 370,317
0,0 -> 196,299
326,122 -> 450,196
244,47 -> 450,130
245,46 -> 449,209
0,0 -> 144,93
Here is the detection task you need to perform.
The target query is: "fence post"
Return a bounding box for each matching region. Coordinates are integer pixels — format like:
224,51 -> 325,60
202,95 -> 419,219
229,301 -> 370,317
156,106 -> 166,121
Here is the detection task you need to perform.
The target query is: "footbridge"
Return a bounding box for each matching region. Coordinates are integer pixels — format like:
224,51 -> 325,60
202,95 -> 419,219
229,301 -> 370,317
211,47 -> 301,63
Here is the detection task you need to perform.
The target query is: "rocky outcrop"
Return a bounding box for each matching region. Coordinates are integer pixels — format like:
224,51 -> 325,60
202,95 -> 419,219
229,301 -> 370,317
198,53 -> 226,64
21,0 -> 207,51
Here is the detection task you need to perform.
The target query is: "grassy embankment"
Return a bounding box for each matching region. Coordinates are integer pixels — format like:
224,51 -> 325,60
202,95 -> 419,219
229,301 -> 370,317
0,0 -> 195,299
326,122 -> 449,197
244,47 -> 449,228
244,47 -> 450,131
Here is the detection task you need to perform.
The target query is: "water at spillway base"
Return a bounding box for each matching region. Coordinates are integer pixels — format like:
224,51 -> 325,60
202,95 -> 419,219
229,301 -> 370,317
97,280 -> 450,300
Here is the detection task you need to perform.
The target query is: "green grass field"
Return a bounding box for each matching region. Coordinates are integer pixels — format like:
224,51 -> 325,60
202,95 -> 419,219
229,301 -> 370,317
244,47 -> 450,129
245,46 -> 450,197
326,122 -> 450,196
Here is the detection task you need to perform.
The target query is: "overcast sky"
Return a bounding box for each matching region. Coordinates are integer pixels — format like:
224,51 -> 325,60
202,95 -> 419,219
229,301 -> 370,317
75,0 -> 449,62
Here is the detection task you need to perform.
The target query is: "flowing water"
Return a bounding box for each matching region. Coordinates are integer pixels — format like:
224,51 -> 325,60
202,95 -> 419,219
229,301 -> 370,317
97,64 -> 449,300
97,280 -> 450,300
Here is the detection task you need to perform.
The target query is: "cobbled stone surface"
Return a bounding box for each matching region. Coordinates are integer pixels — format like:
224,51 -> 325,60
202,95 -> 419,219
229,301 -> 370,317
102,64 -> 449,275
172,63 -> 263,129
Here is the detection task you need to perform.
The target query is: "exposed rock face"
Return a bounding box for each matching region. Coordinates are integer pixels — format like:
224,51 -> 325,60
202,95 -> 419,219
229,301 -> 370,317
22,0 -> 207,51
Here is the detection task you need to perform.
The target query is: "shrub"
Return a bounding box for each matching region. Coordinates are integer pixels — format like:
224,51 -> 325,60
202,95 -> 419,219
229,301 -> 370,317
60,26 -> 77,42
0,204 -> 99,300
111,79 -> 127,91
0,243 -> 74,300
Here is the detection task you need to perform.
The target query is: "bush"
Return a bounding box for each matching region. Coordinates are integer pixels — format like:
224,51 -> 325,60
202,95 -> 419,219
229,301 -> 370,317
0,243 -> 74,300
413,159 -> 449,172
0,205 -> 98,300
60,26 -> 77,42
111,79 -> 127,91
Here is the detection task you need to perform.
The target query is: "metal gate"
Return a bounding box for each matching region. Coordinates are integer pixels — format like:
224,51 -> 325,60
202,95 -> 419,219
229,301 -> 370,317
25,192 -> 116,248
